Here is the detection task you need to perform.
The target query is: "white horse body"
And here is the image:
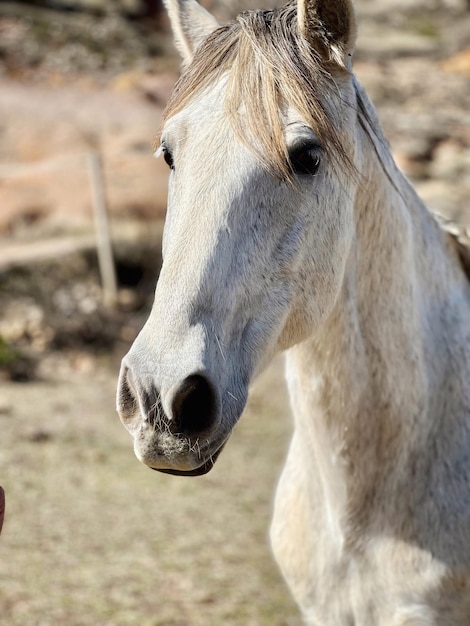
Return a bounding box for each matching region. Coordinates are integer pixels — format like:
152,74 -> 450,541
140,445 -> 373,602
117,1 -> 470,623
273,91 -> 470,623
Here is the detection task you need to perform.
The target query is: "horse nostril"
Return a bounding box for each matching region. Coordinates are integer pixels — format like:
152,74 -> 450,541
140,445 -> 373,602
117,366 -> 138,422
118,365 -> 163,430
171,374 -> 218,437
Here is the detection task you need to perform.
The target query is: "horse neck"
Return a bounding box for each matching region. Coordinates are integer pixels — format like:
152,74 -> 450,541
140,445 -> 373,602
285,79 -> 470,521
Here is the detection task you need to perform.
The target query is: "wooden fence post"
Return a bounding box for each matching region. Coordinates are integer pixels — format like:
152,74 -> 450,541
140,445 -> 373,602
87,151 -> 118,309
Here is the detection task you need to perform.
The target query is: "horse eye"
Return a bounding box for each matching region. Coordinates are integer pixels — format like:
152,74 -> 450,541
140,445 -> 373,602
162,145 -> 174,170
289,146 -> 321,176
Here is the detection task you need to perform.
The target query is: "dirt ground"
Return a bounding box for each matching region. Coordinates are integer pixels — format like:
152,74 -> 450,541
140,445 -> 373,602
0,0 -> 470,624
0,357 -> 301,625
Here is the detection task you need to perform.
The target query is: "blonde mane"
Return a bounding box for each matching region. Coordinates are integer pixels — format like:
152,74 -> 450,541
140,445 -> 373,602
160,2 -> 354,180
160,1 -> 470,281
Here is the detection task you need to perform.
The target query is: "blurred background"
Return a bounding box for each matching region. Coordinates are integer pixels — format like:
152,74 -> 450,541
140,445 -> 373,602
0,0 -> 469,624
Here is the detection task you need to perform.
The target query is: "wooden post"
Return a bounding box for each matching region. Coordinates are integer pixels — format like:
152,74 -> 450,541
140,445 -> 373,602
87,152 -> 117,309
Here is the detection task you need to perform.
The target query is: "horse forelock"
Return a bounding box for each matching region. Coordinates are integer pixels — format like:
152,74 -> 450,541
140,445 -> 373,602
160,1 -> 356,181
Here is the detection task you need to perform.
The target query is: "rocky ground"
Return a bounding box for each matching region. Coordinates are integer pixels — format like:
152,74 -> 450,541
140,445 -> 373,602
0,1 -> 469,624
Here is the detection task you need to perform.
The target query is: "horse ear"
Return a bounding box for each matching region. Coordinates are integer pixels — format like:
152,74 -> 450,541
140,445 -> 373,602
297,0 -> 357,65
163,0 -> 220,64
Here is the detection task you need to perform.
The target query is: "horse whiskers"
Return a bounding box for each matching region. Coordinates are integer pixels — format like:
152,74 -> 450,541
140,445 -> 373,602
148,403 -> 205,458
147,396 -> 171,436
187,437 -> 202,459
214,332 -> 227,362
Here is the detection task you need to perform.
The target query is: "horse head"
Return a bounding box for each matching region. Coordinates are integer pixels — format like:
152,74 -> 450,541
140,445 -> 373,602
117,0 -> 360,475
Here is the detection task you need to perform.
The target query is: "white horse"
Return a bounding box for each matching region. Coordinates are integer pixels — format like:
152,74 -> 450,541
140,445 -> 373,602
117,0 -> 470,623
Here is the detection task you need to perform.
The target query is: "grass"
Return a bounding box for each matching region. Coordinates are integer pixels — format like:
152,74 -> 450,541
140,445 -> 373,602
406,15 -> 441,40
0,336 -> 35,381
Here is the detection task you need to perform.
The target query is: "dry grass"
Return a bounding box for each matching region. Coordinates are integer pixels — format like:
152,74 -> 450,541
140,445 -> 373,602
0,357 -> 301,625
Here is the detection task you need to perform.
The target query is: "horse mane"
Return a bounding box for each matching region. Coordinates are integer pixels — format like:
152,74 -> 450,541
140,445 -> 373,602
352,77 -> 470,283
161,1 -> 470,283
160,1 -> 356,180
434,214 -> 470,281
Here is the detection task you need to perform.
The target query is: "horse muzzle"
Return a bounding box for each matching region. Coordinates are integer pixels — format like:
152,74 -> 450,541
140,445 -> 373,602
154,442 -> 227,476
116,359 -> 233,475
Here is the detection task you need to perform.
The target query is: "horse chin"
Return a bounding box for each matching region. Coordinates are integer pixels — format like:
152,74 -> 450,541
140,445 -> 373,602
151,442 -> 226,477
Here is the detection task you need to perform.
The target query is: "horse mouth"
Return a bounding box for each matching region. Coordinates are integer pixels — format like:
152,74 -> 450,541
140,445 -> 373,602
151,442 -> 226,477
